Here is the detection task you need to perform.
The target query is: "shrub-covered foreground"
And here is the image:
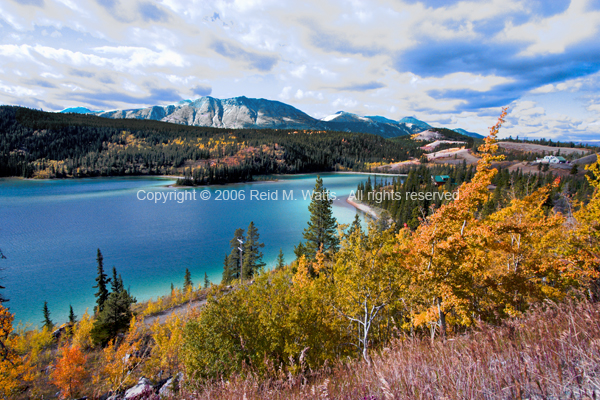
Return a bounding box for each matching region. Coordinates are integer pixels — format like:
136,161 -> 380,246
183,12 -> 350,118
177,300 -> 600,399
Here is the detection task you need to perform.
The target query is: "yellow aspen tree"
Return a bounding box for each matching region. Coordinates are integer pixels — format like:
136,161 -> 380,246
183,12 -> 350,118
329,224 -> 404,362
408,108 -> 507,338
0,304 -> 35,397
567,158 -> 600,299
146,314 -> 185,377
484,183 -> 575,319
72,309 -> 94,350
97,316 -> 148,394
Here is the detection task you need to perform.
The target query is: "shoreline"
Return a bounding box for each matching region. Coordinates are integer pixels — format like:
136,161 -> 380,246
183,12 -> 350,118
346,197 -> 380,219
1,170 -> 406,183
167,176 -> 282,188
334,171 -> 408,177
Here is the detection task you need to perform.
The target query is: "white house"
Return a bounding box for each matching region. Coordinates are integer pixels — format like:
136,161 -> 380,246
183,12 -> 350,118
536,155 -> 567,164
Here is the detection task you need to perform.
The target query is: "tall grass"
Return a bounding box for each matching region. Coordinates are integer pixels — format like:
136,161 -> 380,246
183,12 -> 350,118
173,300 -> 600,399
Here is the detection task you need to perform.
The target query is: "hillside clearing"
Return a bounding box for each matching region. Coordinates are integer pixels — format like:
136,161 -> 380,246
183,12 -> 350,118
498,141 -> 592,156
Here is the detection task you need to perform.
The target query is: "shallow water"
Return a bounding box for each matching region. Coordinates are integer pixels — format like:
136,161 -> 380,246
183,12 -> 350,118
0,173 -> 390,325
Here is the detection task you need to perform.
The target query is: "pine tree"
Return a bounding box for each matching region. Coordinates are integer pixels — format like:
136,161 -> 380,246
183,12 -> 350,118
42,301 -> 53,330
294,241 -> 307,259
242,221 -> 265,279
204,272 -> 210,289
68,305 -> 77,324
110,266 -> 124,293
222,228 -> 245,284
571,163 -> 578,175
93,249 -> 111,314
276,248 -> 285,269
90,282 -> 137,346
349,214 -> 362,236
302,176 -> 339,258
184,268 -> 193,289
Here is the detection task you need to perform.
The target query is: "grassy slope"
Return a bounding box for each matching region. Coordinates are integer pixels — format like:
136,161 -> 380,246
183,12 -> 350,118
184,301 -> 600,399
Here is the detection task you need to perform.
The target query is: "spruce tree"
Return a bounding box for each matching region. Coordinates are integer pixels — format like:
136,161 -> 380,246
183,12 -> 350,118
204,272 -> 210,289
184,268 -> 193,289
42,301 -> 53,330
302,176 -> 339,258
242,221 -> 265,279
294,241 -> 307,259
276,248 -> 285,269
91,277 -> 136,346
222,228 -> 245,284
93,249 -> 111,314
349,214 -> 362,235
68,304 -> 77,324
110,266 -> 124,293
571,163 -> 579,175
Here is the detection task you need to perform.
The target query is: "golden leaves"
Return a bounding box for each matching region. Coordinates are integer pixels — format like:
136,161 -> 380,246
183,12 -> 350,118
50,345 -> 88,399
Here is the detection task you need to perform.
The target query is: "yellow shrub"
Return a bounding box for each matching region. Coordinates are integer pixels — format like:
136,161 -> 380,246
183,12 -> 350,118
72,309 -> 94,350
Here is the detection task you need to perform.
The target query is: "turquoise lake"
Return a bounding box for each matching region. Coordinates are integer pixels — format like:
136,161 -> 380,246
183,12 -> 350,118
0,173 -> 392,325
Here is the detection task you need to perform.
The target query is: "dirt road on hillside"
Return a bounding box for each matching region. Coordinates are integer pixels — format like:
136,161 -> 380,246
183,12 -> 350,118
143,298 -> 207,326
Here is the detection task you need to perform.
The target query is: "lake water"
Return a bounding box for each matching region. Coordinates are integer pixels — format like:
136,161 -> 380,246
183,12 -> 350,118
0,173 -> 391,325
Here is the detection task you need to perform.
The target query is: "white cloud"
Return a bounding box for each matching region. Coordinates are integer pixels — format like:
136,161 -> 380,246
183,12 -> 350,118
41,72 -> 64,79
290,65 -> 307,78
410,72 -> 514,92
0,81 -> 43,97
0,0 -> 598,140
294,89 -> 323,100
278,86 -> 292,100
332,96 -> 358,108
500,0 -> 600,56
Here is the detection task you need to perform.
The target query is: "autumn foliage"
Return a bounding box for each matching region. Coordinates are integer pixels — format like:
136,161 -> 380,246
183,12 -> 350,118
50,345 -> 88,399
2,107 -> 600,398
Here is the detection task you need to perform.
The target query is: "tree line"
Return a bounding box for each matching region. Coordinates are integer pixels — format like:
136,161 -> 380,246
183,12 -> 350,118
355,161 -> 594,229
0,106 -> 416,183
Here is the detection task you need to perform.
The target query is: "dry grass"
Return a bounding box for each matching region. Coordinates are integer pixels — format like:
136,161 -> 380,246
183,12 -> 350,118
175,300 -> 600,399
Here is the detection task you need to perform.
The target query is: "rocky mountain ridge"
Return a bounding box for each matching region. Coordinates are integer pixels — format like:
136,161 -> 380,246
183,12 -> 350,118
61,96 -> 484,139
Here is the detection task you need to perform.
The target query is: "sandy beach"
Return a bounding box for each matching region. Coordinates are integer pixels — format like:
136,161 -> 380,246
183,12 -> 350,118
346,196 -> 380,219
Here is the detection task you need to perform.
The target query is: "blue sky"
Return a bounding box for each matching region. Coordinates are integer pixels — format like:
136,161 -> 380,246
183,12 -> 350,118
1,0 -> 600,141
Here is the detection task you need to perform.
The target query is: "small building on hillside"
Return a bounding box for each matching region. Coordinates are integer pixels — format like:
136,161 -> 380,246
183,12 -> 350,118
432,175 -> 450,186
536,155 -> 567,164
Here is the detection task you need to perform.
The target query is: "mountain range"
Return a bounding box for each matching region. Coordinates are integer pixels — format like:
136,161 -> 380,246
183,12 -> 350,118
61,96 -> 483,139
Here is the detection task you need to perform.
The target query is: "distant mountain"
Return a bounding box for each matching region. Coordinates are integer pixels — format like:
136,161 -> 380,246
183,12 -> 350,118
319,111 -> 422,138
399,116 -> 432,130
91,97 -> 319,131
61,107 -> 99,114
60,96 -> 479,139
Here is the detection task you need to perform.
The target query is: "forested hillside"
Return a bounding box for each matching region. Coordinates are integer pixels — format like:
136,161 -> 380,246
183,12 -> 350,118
0,106 -> 420,184
357,162 -> 594,228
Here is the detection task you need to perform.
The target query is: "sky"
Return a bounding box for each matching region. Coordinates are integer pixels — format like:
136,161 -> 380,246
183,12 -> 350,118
1,0 -> 600,141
